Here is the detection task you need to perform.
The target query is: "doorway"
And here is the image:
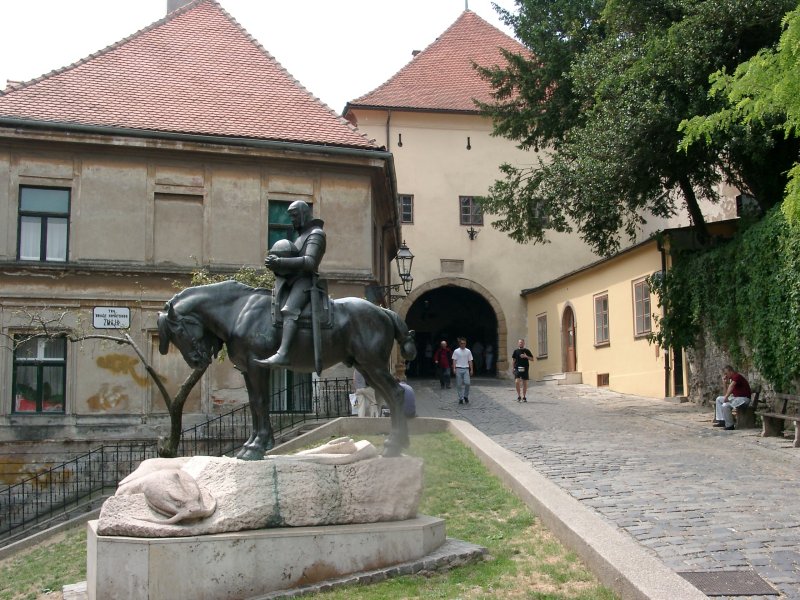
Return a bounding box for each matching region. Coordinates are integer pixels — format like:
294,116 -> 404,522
404,285 -> 498,377
562,306 -> 576,372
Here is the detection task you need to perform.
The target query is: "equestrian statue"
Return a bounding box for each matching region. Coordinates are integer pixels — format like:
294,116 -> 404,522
157,201 -> 416,458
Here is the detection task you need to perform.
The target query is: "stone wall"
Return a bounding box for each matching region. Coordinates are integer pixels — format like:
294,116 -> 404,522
686,329 -> 768,407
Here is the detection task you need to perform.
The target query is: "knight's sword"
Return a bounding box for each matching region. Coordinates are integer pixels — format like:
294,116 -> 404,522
310,273 -> 323,376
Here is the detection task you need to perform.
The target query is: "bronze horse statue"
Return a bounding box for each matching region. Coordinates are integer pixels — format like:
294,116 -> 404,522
157,280 -> 417,458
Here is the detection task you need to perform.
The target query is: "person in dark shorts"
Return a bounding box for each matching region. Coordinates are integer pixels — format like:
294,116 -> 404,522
512,338 -> 534,402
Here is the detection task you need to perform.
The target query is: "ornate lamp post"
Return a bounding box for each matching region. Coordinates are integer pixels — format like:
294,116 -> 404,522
368,241 -> 414,305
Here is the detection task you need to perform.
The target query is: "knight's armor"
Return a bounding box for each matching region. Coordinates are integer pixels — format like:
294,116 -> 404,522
256,201 -> 325,367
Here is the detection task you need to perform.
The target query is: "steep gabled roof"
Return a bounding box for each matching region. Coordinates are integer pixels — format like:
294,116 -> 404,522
347,10 -> 526,113
0,0 -> 375,149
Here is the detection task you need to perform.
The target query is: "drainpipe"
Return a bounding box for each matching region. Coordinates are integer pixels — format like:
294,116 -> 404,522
385,110 -> 392,151
657,238 -> 670,398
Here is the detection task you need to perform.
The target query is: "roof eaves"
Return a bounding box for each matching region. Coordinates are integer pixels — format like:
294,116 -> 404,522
0,117 -> 383,154
344,104 -> 483,116
520,238 -> 659,297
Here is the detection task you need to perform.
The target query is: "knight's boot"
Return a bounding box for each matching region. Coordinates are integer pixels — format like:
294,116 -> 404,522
254,321 -> 297,367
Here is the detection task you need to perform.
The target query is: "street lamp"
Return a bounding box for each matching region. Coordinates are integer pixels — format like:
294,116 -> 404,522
395,240 -> 414,281
367,241 -> 415,305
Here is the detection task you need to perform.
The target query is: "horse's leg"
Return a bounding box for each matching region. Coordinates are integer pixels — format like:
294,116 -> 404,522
235,397 -> 258,459
235,373 -> 259,458
366,367 -> 408,457
237,370 -> 274,460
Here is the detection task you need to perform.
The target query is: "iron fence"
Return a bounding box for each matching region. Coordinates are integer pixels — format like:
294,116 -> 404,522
0,377 -> 353,545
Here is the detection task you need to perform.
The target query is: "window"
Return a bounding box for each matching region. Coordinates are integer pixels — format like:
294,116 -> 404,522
18,187 -> 70,262
633,279 -> 652,336
398,194 -> 414,224
537,314 -> 548,357
12,337 -> 67,413
459,196 -> 483,226
594,293 -> 610,345
268,200 -> 307,249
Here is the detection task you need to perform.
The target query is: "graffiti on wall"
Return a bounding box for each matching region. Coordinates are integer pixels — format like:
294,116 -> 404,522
96,354 -> 150,386
86,383 -> 130,411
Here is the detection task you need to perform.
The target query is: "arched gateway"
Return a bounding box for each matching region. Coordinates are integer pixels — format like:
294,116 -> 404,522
398,278 -> 507,377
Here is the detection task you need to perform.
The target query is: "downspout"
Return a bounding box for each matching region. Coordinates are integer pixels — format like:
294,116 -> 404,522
386,109 -> 392,152
657,237 -> 671,398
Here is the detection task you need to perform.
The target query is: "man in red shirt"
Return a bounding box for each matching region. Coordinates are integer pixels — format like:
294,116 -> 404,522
433,340 -> 452,390
714,365 -> 752,430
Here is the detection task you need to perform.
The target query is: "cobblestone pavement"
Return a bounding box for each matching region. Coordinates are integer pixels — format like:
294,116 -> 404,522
412,377 -> 800,600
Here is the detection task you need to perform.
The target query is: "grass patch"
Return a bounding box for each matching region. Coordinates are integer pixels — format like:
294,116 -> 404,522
318,432 -> 617,599
0,526 -> 86,600
0,432 -> 617,599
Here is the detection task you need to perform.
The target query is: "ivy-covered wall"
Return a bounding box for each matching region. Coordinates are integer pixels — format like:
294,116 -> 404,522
651,207 -> 800,400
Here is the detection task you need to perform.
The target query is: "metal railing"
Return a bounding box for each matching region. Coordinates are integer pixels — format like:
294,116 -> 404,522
0,377 -> 353,545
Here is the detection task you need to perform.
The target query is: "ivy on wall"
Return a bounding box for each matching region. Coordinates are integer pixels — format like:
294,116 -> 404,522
650,207 -> 800,392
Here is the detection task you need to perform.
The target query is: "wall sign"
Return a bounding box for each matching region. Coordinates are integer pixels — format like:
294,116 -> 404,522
93,307 -> 130,329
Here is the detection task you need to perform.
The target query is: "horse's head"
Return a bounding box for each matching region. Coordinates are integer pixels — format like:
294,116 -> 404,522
157,301 -> 222,369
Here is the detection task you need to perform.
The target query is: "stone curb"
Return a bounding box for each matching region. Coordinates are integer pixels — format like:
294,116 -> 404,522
249,538 -> 487,599
276,417 -> 707,600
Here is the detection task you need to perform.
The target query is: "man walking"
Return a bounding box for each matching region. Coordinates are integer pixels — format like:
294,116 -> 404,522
512,339 -> 534,402
433,340 -> 453,389
451,337 -> 474,404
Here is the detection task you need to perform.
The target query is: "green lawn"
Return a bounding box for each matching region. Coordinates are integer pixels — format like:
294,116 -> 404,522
0,432 -> 617,599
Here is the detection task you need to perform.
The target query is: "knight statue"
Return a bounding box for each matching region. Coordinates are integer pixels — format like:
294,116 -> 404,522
255,200 -> 326,368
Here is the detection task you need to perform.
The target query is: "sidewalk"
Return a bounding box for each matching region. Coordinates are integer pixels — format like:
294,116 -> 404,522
413,377 -> 800,600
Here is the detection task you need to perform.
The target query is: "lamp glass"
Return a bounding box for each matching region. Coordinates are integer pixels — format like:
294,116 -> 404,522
402,274 -> 414,295
395,241 -> 414,279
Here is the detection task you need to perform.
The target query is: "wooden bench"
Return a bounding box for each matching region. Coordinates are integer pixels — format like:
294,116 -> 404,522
757,392 -> 800,447
732,386 -> 763,429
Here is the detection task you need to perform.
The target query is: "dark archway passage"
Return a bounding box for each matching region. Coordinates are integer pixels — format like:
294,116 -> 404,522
404,285 -> 498,378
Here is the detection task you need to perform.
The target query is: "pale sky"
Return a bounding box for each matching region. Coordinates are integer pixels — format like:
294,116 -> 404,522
0,0 -> 518,114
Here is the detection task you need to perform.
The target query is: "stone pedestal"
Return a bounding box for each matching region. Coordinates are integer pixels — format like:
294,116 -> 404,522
87,515 -> 445,599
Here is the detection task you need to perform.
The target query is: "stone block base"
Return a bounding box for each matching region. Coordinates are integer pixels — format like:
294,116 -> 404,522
87,516 -> 445,599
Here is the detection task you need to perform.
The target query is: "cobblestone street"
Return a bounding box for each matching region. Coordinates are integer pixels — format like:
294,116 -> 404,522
413,378 -> 800,599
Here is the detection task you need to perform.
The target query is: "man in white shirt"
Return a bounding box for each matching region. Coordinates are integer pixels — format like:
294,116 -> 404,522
451,337 -> 474,405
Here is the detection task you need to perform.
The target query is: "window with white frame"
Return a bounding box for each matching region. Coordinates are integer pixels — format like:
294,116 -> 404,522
594,293 -> 610,345
12,337 -> 67,413
18,187 -> 70,262
459,196 -> 483,225
633,278 -> 652,336
398,194 -> 414,224
537,314 -> 548,357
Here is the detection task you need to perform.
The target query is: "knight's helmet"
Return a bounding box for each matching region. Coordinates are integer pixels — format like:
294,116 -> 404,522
288,200 -> 312,229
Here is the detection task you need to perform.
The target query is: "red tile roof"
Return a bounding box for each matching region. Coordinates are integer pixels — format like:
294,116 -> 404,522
347,10 -> 527,113
0,0 -> 375,149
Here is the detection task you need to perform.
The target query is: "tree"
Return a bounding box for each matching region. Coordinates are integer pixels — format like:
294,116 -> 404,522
679,5 -> 800,225
2,307 -> 206,458
478,0 -> 798,256
3,266 -> 275,458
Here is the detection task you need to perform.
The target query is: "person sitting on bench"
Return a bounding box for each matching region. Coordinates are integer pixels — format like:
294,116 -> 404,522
714,365 -> 751,430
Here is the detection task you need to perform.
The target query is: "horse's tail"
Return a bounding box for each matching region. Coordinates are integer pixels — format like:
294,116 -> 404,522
388,310 -> 417,361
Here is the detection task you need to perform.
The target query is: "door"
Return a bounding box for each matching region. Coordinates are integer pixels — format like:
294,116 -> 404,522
562,306 -> 576,372
672,346 -> 685,396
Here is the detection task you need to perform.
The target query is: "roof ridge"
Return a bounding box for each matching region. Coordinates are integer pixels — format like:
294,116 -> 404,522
349,10 -> 471,106
1,0 -> 209,97
212,1 -> 372,144
346,9 -> 524,113
0,1 -> 377,148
